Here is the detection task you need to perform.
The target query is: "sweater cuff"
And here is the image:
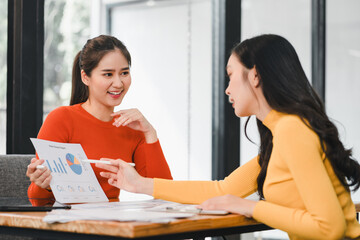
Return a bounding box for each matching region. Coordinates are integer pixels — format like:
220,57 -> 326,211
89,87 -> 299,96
143,139 -> 161,149
153,178 -> 169,199
153,178 -> 160,198
28,183 -> 54,199
252,200 -> 266,221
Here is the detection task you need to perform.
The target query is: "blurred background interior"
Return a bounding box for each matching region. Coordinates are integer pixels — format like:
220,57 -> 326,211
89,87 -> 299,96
1,0 -> 359,239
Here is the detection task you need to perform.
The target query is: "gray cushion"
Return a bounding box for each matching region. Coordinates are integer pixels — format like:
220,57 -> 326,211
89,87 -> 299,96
0,155 -> 35,240
0,154 -> 34,198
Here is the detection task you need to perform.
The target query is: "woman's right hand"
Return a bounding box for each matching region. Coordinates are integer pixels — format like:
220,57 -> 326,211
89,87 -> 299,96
26,158 -> 52,189
96,158 -> 154,196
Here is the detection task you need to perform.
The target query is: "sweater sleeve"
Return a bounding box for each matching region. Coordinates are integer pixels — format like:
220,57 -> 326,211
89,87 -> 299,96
252,118 -> 346,240
153,156 -> 260,204
27,107 -> 72,199
133,140 -> 172,180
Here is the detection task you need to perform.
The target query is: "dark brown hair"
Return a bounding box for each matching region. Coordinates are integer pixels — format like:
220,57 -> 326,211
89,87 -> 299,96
70,35 -> 131,105
232,34 -> 360,199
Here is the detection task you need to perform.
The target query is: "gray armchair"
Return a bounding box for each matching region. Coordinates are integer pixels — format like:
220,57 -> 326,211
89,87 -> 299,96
0,154 -> 35,240
0,154 -> 34,198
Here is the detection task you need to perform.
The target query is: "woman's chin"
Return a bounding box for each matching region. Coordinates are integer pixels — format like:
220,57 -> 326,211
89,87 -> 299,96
234,111 -> 242,118
107,96 -> 124,106
235,110 -> 251,118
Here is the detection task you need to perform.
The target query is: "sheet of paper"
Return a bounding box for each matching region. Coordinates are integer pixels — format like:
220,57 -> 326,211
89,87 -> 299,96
147,200 -> 229,215
70,199 -> 165,210
44,199 -> 195,223
44,208 -> 194,223
30,138 -> 108,204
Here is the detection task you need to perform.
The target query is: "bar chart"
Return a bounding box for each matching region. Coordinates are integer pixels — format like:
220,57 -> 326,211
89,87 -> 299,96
45,158 -> 68,174
44,153 -> 84,175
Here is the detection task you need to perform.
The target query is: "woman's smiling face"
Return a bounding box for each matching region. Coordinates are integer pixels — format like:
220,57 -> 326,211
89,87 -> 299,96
82,49 -> 131,109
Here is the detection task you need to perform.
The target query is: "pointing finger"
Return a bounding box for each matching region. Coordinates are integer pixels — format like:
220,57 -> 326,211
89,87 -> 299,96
100,171 -> 117,179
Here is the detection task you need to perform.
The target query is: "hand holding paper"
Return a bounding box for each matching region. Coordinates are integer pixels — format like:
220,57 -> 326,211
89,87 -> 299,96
30,138 -> 108,203
26,158 -> 52,189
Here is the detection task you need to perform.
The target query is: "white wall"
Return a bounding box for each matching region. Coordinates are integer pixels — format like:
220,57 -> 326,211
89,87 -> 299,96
326,0 -> 360,201
109,0 -> 212,181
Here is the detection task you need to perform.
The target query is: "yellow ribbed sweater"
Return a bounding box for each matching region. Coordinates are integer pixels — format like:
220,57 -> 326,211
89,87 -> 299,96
154,110 -> 360,240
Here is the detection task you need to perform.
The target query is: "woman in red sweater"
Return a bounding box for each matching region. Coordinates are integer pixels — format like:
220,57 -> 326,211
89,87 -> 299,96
26,35 -> 172,200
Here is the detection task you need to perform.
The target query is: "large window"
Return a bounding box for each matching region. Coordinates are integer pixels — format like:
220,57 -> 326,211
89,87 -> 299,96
43,0 -> 91,116
109,0 -> 213,182
0,0 -> 7,154
326,0 -> 360,201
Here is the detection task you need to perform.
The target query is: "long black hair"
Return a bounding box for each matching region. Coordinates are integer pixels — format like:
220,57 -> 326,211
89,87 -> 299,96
232,34 -> 360,199
70,35 -> 131,105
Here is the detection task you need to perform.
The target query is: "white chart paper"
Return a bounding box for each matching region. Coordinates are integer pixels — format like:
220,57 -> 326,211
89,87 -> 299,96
30,138 -> 108,204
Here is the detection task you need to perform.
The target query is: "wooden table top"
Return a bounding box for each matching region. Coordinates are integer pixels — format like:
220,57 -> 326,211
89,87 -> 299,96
0,211 -> 264,238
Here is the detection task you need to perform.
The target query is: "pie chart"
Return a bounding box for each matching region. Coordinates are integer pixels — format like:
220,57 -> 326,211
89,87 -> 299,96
65,153 -> 82,175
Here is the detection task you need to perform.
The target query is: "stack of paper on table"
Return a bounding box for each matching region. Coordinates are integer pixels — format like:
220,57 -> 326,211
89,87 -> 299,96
43,199 -> 194,223
43,199 -> 228,223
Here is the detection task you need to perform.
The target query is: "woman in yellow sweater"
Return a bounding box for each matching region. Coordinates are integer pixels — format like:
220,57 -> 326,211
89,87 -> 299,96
96,34 -> 360,240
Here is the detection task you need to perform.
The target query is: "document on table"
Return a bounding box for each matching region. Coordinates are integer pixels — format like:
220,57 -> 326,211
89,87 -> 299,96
43,199 -> 195,223
44,208 -> 194,223
148,200 -> 229,215
30,138 -> 108,204
43,199 -> 227,224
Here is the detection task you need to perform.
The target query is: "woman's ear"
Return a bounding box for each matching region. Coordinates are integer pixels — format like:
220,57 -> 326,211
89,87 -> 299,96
81,70 -> 89,86
249,67 -> 260,88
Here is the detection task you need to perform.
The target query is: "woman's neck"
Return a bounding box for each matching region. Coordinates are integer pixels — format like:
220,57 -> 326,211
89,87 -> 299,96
252,87 -> 272,122
81,100 -> 114,122
256,103 -> 272,122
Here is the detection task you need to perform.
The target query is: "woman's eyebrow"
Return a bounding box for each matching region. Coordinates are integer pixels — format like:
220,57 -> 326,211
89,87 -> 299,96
101,67 -> 129,72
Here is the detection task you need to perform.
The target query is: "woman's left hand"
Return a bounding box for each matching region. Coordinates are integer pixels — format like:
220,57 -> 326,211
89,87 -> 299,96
199,194 -> 257,218
111,108 -> 157,143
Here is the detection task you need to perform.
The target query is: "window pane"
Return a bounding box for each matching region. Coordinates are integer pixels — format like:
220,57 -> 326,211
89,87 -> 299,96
44,0 -> 91,116
241,0 -> 311,80
0,0 -> 7,154
110,0 -> 212,181
326,0 -> 360,200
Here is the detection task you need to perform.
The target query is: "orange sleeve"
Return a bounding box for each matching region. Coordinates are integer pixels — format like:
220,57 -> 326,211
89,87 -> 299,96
27,107 -> 71,199
28,184 -> 53,202
133,140 -> 172,180
153,156 -> 260,204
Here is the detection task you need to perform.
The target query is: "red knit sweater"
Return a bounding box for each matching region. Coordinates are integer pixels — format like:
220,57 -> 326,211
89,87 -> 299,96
28,104 -> 172,200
